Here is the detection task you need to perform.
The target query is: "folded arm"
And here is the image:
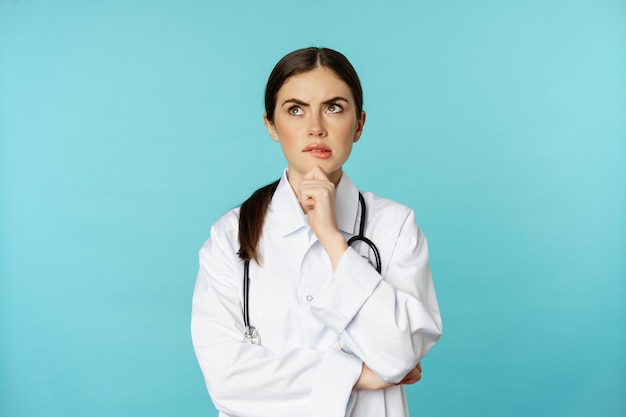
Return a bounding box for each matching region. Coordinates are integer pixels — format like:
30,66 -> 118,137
310,208 -> 443,383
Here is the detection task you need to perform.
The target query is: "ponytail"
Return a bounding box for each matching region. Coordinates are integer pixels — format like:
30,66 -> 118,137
237,180 -> 280,264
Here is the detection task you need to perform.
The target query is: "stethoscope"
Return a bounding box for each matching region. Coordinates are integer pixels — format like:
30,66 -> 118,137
243,192 -> 381,344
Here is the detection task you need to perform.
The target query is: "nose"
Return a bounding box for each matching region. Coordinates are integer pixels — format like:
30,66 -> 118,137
307,114 -> 327,137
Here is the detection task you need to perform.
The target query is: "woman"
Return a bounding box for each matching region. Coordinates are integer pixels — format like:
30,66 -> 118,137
191,47 -> 442,417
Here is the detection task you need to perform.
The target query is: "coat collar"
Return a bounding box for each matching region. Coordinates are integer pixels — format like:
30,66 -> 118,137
269,169 -> 360,237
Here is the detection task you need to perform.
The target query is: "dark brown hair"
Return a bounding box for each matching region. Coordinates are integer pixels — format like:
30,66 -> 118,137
264,47 -> 363,123
238,47 -> 363,264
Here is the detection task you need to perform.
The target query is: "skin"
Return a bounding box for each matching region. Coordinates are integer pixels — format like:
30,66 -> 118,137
264,66 -> 364,268
264,65 -> 421,390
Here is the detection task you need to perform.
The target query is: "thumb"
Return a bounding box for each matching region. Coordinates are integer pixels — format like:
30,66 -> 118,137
304,165 -> 329,181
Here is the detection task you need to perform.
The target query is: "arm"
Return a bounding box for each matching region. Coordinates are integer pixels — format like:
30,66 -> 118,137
297,167 -> 442,384
191,218 -> 363,417
355,362 -> 422,390
310,209 -> 443,383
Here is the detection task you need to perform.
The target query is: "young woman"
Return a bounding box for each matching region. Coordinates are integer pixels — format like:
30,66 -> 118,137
191,47 -> 442,417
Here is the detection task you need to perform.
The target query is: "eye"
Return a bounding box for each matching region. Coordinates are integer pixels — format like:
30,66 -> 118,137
288,106 -> 303,116
327,103 -> 343,114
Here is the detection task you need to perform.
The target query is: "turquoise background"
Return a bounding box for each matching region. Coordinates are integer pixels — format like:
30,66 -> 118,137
1,1 -> 624,416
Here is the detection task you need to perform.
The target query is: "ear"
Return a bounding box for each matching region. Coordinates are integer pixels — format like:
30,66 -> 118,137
352,111 -> 366,143
263,114 -> 280,142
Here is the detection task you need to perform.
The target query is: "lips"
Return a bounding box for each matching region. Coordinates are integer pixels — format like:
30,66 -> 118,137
303,144 -> 332,159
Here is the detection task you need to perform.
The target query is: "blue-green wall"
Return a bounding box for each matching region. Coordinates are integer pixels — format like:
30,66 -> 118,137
1,1 -> 624,416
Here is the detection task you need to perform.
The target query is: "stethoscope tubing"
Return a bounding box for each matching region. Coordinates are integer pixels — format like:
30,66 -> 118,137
243,260 -> 251,332
346,193 -> 381,274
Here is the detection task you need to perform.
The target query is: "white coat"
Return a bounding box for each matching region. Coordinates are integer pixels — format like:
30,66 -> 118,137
191,170 -> 442,417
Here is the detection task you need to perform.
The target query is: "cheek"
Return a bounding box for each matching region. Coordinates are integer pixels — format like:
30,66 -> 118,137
273,118 -> 300,139
275,126 -> 304,152
275,125 -> 294,142
335,119 -> 358,137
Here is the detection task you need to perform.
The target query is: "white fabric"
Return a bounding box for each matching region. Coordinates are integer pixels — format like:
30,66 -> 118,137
191,170 -> 442,417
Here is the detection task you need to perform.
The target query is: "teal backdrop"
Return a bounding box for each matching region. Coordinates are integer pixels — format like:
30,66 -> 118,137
1,1 -> 624,416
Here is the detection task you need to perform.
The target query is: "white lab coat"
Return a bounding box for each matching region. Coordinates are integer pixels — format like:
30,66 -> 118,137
191,170 -> 442,417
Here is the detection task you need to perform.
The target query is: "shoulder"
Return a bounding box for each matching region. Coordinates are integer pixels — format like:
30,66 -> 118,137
210,207 -> 240,237
359,190 -> 426,246
200,207 -> 240,254
361,191 -> 415,225
197,208 -> 243,289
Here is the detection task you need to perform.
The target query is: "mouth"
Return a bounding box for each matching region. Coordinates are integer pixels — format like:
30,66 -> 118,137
303,144 -> 332,159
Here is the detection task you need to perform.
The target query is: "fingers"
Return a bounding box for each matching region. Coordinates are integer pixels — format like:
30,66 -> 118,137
401,372 -> 421,385
397,363 -> 423,386
298,167 -> 340,241
299,181 -> 334,210
298,166 -> 334,210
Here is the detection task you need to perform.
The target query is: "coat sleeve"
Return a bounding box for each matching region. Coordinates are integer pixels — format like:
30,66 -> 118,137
308,208 -> 442,383
191,216 -> 363,417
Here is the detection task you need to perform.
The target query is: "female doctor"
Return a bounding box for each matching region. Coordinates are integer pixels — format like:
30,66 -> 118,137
191,47 -> 442,417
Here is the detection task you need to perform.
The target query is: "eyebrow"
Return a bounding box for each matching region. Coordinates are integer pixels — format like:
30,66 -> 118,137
281,96 -> 350,107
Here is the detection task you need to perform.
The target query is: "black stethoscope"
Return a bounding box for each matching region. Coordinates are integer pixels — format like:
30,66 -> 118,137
243,192 -> 381,344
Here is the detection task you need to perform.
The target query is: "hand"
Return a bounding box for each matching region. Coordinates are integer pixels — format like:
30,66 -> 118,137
298,166 -> 339,238
396,362 -> 422,385
298,166 -> 348,268
354,363 -> 423,391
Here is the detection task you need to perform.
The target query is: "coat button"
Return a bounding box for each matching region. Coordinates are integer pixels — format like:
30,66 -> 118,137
306,295 -> 313,301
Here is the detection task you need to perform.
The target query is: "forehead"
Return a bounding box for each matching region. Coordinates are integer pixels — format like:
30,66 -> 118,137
277,67 -> 353,101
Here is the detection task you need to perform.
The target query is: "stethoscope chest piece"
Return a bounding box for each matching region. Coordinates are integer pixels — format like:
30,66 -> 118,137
245,325 -> 259,345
